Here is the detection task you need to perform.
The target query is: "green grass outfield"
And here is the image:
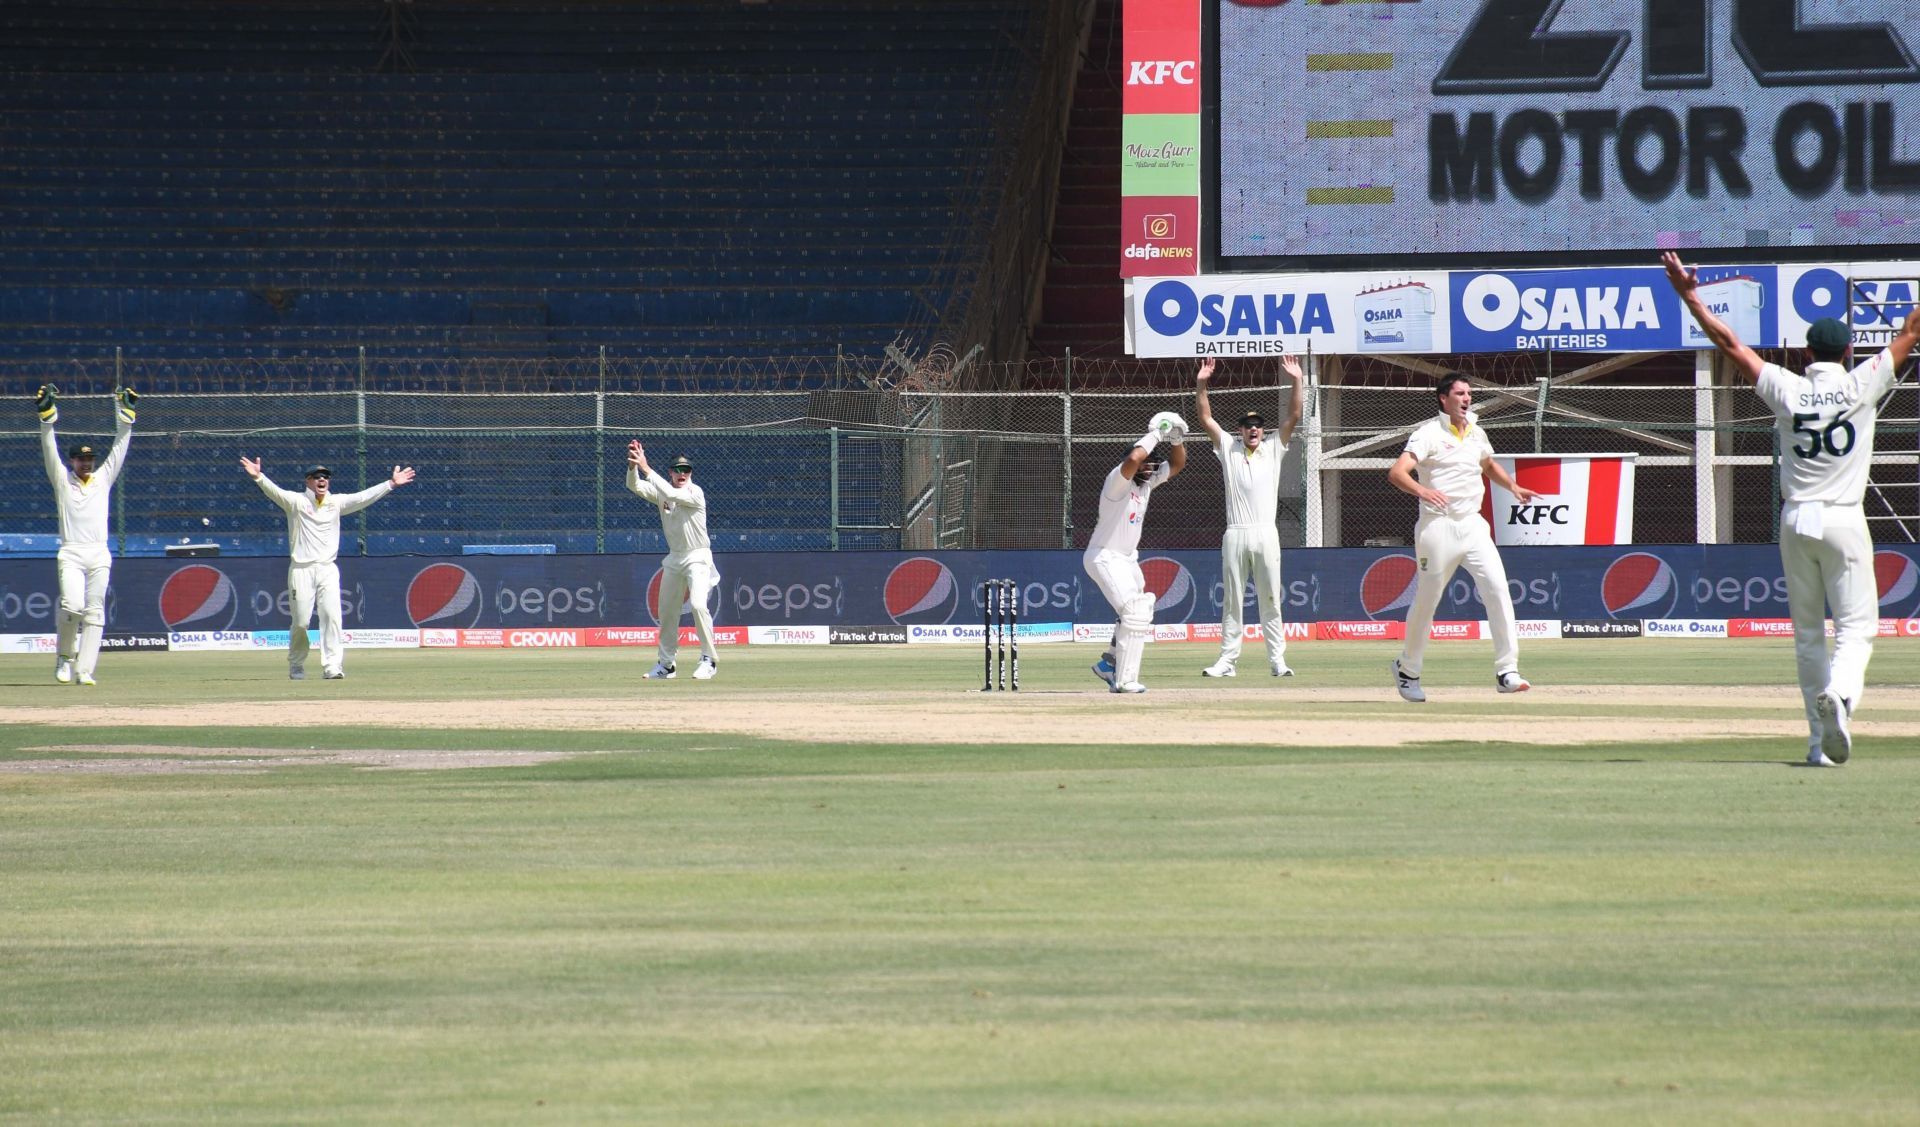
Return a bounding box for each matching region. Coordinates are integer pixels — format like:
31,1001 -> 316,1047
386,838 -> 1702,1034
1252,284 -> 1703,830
2,641 -> 1918,1124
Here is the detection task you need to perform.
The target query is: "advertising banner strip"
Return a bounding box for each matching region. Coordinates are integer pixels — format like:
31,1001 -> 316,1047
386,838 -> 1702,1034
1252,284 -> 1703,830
1121,0 -> 1199,278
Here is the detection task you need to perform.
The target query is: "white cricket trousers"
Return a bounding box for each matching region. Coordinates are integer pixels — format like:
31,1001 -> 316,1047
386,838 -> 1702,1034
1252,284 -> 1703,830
1780,502 -> 1877,749
1397,512 -> 1520,678
56,543 -> 112,677
655,553 -> 719,666
1218,524 -> 1286,667
287,560 -> 345,676
1084,547 -> 1152,686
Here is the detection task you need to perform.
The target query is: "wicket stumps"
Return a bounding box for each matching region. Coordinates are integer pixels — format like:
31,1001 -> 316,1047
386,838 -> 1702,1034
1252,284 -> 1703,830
981,578 -> 1020,692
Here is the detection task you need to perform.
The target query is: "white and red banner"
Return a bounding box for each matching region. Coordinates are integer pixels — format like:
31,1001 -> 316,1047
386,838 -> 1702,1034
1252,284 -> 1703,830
1486,455 -> 1637,546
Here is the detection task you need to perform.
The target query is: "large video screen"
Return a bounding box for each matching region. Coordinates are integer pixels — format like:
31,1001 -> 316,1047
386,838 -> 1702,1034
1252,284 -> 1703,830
1216,0 -> 1920,269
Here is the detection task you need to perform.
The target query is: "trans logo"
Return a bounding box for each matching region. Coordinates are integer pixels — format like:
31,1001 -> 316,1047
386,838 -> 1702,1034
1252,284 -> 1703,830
1140,557 -> 1197,622
407,563 -> 483,628
1359,555 -> 1418,620
158,564 -> 239,630
1602,553 -> 1679,619
884,557 -> 960,625
645,568 -> 724,625
1875,550 -> 1920,615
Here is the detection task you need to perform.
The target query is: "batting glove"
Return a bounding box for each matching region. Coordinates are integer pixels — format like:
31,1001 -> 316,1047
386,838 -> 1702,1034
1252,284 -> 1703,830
1148,410 -> 1188,446
116,386 -> 138,424
34,383 -> 57,423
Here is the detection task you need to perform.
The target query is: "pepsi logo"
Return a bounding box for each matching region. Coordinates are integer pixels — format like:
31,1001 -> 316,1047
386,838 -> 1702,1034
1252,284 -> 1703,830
1602,552 -> 1678,619
158,564 -> 238,630
1875,550 -> 1920,613
1359,555 -> 1418,619
883,557 -> 960,625
1141,557 -> 1197,622
407,563 -> 483,628
645,569 -> 723,626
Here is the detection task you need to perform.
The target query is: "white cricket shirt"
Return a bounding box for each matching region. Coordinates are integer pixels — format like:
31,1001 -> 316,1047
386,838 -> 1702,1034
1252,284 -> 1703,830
1403,413 -> 1494,520
41,417 -> 132,548
628,468 -> 712,560
255,476 -> 393,564
1213,432 -> 1286,528
1754,350 -> 1897,506
1085,461 -> 1171,557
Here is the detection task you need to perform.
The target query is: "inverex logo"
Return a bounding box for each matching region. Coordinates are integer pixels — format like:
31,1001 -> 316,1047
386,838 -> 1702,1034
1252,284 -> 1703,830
158,564 -> 238,630
1140,280 -> 1335,338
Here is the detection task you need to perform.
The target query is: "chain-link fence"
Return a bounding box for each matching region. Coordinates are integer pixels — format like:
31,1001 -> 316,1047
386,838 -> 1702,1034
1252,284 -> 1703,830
7,350 -> 1916,554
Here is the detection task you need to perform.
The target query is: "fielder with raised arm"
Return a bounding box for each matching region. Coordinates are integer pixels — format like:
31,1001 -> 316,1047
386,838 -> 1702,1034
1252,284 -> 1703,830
1193,355 -> 1303,678
241,458 -> 415,680
1085,411 -> 1187,694
1665,251 -> 1920,766
1387,373 -> 1539,703
36,383 -> 138,685
627,441 -> 719,680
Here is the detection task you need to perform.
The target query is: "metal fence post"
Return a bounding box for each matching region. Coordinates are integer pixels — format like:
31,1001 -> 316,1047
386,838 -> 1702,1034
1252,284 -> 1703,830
1060,389 -> 1073,548
595,349 -> 607,553
1534,376 -> 1549,453
829,426 -> 841,550
355,346 -> 368,556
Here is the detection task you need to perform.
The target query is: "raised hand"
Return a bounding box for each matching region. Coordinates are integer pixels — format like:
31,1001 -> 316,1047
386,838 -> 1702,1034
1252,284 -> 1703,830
390,466 -> 416,487
240,455 -> 262,479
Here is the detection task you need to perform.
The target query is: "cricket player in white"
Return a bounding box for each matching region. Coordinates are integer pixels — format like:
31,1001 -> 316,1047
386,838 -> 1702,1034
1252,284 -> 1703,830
1666,251 -> 1920,766
1387,373 -> 1539,702
1193,355 -> 1303,678
627,441 -> 719,680
36,383 -> 137,685
241,458 -> 415,680
1084,412 -> 1187,694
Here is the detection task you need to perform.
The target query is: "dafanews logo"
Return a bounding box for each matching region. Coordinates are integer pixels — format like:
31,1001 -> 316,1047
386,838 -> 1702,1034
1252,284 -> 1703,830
1359,555 -> 1419,620
883,557 -> 960,625
1141,557 -> 1197,622
158,564 -> 238,630
1602,552 -> 1679,619
407,563 -> 483,628
644,569 -> 723,627
1875,550 -> 1920,615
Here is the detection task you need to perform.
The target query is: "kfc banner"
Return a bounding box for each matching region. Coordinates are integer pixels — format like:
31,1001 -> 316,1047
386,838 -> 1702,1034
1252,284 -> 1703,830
1121,0 -> 1200,277
1485,455 -> 1637,546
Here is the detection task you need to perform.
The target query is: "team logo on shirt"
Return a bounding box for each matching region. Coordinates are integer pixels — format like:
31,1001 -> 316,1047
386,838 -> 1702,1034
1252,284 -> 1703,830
883,557 -> 961,625
1875,551 -> 1920,615
1141,557 -> 1197,622
1601,552 -> 1679,620
644,569 -> 724,626
406,563 -> 484,628
1359,555 -> 1418,620
157,564 -> 239,630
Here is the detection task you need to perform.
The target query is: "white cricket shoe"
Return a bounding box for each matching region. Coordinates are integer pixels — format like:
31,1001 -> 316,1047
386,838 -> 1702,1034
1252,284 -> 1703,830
645,661 -> 676,680
1496,671 -> 1531,694
1806,748 -> 1840,768
55,658 -> 74,684
1201,660 -> 1236,678
289,666 -> 306,681
1814,689 -> 1851,764
1271,662 -> 1294,678
1392,658 -> 1425,703
76,672 -> 96,687
1110,680 -> 1148,694
323,670 -> 346,680
692,658 -> 717,680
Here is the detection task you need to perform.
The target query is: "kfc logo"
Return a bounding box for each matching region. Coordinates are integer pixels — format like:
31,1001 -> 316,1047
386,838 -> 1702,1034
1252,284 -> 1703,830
1128,60 -> 1196,86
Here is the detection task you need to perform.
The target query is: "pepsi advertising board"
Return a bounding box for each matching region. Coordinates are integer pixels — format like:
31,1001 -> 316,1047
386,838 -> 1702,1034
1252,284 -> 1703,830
6,546 -> 1920,634
1127,261 -> 1920,356
1215,0 -> 1920,270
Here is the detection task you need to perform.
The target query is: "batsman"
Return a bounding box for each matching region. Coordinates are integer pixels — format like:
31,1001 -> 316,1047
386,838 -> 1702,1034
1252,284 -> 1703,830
36,383 -> 138,685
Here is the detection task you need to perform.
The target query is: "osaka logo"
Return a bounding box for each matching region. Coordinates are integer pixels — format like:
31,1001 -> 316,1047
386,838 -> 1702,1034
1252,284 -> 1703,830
158,564 -> 238,630
1141,557 -> 1197,622
407,563 -> 483,628
1359,555 -> 1419,619
1602,552 -> 1678,619
645,569 -> 723,626
883,557 -> 960,625
1874,550 -> 1920,614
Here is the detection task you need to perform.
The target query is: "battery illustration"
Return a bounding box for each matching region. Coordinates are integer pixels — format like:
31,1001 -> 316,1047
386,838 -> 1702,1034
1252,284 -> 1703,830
1354,280 -> 1435,352
1682,275 -> 1764,347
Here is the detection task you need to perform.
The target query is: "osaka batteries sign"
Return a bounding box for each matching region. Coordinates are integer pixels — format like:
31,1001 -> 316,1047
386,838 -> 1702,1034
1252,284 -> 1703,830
1127,262 -> 1920,356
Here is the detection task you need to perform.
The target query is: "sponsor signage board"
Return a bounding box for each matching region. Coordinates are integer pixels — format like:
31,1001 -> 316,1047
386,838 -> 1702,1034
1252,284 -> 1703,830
1561,619 -> 1644,638
98,632 -> 170,652
167,630 -> 256,652
0,632 -> 58,654
1121,0 -> 1200,276
747,625 -> 830,646
1643,619 -> 1729,638
829,626 -> 908,645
